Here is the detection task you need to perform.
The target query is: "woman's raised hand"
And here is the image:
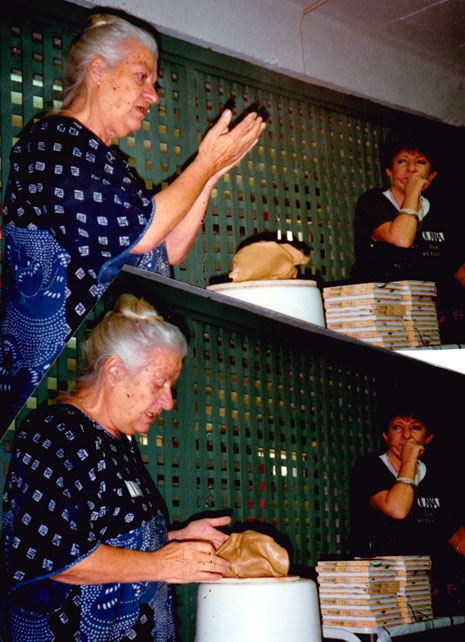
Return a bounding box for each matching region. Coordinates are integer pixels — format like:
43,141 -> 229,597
133,109 -> 265,261
401,437 -> 425,463
197,109 -> 266,180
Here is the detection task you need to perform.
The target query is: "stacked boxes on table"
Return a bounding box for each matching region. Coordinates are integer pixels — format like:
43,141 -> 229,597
322,281 -> 440,349
384,556 -> 434,623
316,556 -> 433,629
316,559 -> 403,628
400,282 -> 440,348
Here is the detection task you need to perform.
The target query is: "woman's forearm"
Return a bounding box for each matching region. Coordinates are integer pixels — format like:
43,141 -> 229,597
164,179 -> 215,265
130,156 -> 213,256
52,539 -> 229,585
370,454 -> 419,519
52,543 -> 165,585
372,174 -> 427,247
454,262 -> 465,288
370,481 -> 415,520
373,213 -> 419,248
449,525 -> 465,557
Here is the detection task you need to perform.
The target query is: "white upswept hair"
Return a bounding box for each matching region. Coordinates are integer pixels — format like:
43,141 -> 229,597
72,293 -> 187,394
63,12 -> 158,109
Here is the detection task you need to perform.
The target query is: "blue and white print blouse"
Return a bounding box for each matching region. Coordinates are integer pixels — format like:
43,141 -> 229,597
0,116 -> 171,426
1,403 -> 175,642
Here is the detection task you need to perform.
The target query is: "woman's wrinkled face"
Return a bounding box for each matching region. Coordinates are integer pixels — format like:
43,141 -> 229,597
97,39 -> 158,143
110,346 -> 182,436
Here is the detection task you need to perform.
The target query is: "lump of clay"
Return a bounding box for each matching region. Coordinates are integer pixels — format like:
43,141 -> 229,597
217,530 -> 290,578
228,241 -> 309,282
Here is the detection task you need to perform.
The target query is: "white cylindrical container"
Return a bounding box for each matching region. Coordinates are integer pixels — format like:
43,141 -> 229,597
207,280 -> 325,327
195,577 -> 322,642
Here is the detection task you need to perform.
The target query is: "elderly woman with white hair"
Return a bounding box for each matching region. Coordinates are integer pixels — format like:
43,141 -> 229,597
1,294 -> 232,641
0,10 -> 265,428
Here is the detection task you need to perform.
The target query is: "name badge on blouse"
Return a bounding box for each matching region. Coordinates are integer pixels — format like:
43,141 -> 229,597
125,480 -> 143,497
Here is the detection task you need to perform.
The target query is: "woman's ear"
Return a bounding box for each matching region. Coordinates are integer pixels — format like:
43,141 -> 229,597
87,55 -> 107,86
103,355 -> 124,387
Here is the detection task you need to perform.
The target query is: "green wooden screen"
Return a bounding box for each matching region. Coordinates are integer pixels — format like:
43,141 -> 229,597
3,0 -> 439,291
118,53 -> 389,285
12,266 -> 455,642
0,1 -> 457,287
1,2 -> 464,640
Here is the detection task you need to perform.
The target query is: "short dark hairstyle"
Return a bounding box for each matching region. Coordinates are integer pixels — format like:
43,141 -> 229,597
381,131 -> 438,172
379,396 -> 436,436
386,411 -> 432,436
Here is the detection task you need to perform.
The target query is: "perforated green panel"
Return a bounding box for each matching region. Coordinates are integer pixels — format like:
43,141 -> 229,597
71,269 -> 465,641
0,1 -> 396,292
100,271 -> 391,640
1,267 -> 464,641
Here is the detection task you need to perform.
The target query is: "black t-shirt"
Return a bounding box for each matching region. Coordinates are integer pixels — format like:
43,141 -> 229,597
352,189 -> 463,283
348,451 -> 465,616
349,451 -> 460,559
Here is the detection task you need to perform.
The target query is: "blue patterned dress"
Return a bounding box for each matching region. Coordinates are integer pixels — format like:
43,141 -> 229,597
0,116 -> 171,427
1,403 -> 176,641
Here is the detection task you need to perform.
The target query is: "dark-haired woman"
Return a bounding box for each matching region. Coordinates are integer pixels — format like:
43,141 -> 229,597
351,133 -> 465,342
350,405 -> 465,616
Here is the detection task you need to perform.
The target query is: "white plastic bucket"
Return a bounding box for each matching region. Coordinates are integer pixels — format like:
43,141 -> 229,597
207,280 -> 325,327
195,577 -> 322,642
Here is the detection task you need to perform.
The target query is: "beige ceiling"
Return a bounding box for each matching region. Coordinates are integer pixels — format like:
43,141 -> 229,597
296,0 -> 465,76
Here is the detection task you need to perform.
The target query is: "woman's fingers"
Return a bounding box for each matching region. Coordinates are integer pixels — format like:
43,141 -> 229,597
161,541 -> 230,583
209,108 -> 233,135
232,112 -> 266,146
194,543 -> 231,578
197,547 -> 230,576
407,172 -> 430,189
208,515 -> 231,528
198,109 -> 266,176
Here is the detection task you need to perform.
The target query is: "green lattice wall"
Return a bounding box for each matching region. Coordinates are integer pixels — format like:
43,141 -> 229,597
2,267 -> 462,640
3,0 -> 450,291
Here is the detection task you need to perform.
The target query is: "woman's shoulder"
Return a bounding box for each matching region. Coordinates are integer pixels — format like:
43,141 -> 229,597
17,113 -> 103,149
356,188 -> 387,204
12,403 -> 113,466
352,450 -> 385,471
17,402 -> 92,437
354,189 -> 397,230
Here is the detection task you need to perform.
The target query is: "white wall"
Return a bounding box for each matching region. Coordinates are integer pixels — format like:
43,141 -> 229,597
77,0 -> 465,127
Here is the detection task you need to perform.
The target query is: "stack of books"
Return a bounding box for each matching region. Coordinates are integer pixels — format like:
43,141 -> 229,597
316,556 -> 433,629
380,556 -> 433,623
398,282 -> 441,348
316,559 -> 403,628
322,281 -> 440,349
